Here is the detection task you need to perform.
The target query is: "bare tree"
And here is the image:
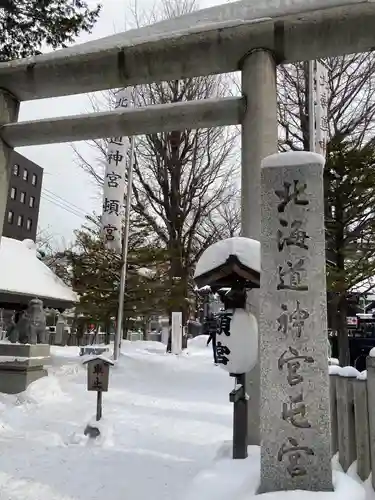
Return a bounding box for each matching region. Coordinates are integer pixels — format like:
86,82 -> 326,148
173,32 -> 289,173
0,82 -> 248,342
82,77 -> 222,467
75,0 -> 240,329
277,54 -> 375,365
36,229 -> 72,285
278,54 -> 375,151
195,184 -> 241,241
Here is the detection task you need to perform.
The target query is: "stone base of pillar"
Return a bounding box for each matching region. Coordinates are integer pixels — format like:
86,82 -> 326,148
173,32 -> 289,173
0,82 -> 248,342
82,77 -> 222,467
0,343 -> 50,394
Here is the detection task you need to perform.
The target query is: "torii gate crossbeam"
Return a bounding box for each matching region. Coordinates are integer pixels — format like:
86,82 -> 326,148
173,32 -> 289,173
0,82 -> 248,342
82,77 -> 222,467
0,1 -> 374,100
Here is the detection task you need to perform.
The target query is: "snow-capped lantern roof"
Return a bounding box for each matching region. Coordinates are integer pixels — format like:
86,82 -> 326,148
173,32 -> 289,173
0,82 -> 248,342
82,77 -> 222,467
0,237 -> 78,310
194,237 -> 260,291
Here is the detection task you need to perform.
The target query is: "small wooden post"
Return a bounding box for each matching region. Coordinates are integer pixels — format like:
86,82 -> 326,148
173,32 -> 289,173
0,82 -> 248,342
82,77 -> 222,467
329,374 -> 339,456
366,356 -> 375,489
83,356 -> 114,425
336,375 -> 356,472
96,391 -> 103,421
353,378 -> 370,481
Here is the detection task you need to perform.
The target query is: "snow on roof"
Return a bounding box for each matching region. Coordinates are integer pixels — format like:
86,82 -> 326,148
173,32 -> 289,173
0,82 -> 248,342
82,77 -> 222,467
194,237 -> 260,279
0,237 -> 77,304
82,355 -> 114,366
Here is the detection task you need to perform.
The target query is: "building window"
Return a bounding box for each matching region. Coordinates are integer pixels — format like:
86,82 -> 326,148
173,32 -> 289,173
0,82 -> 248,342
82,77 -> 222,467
13,164 -> 19,176
26,218 -> 32,231
10,187 -> 16,200
29,196 -> 35,208
31,174 -> 37,186
23,169 -> 28,181
7,211 -> 13,224
20,191 -> 26,204
17,215 -> 23,227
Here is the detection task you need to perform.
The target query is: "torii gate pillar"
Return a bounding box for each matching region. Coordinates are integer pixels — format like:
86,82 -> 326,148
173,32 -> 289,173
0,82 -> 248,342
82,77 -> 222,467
0,90 -> 19,244
241,49 -> 278,444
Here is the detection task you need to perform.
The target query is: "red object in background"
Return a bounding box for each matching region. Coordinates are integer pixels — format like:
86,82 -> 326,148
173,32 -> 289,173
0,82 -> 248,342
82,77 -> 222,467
347,317 -> 358,327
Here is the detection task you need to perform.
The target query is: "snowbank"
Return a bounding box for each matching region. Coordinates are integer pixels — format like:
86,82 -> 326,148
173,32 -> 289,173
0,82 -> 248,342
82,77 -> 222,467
23,375 -> 70,404
183,445 -> 365,500
188,335 -> 210,350
69,416 -> 115,448
186,336 -> 217,360
184,446 -> 260,500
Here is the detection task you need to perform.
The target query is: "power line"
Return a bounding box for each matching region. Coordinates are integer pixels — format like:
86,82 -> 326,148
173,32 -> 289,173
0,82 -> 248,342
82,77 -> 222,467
42,187 -> 88,215
40,187 -> 88,220
41,196 -> 86,221
40,193 -> 87,221
41,191 -> 86,217
42,189 -> 87,216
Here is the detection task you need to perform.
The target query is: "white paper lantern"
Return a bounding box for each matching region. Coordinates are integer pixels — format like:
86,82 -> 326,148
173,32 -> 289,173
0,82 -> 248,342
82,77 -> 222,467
101,87 -> 133,252
216,308 -> 258,374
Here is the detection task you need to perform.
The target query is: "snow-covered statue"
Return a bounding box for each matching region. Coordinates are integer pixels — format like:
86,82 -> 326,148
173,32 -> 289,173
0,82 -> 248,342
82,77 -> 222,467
194,237 -> 260,375
9,298 -> 47,345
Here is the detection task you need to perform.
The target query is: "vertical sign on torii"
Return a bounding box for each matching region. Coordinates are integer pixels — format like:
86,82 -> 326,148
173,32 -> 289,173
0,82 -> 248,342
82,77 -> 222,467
101,88 -> 132,251
314,61 -> 329,156
308,60 -> 329,156
259,151 -> 332,493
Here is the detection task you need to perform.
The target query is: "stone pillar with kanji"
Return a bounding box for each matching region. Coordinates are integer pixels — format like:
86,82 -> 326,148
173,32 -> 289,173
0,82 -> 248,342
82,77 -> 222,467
259,152 -> 332,493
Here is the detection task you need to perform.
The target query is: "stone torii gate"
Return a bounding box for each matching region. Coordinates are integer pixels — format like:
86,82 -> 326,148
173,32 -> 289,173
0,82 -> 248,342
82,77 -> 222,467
0,0 -> 374,461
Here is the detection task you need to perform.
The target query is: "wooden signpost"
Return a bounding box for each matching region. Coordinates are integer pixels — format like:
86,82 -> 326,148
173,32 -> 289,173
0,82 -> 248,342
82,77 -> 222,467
83,356 -> 114,422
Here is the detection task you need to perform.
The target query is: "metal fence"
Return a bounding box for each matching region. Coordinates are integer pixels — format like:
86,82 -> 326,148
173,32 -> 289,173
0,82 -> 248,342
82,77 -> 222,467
330,356 -> 375,485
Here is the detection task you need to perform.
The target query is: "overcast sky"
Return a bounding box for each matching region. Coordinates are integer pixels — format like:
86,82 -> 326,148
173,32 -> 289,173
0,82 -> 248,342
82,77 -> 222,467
16,0 -> 228,248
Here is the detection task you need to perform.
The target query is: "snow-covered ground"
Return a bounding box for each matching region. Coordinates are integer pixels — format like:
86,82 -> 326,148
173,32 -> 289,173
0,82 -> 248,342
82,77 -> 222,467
0,336 -> 233,500
0,336 -> 371,500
